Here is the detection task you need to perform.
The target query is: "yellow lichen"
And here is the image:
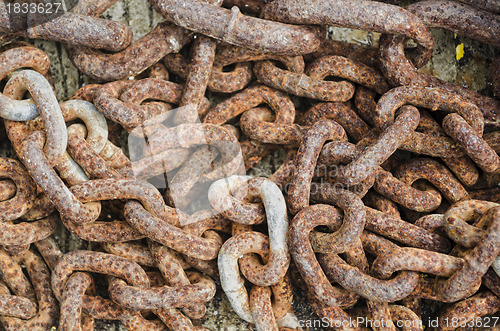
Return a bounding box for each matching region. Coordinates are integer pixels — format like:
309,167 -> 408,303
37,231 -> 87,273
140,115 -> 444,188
456,43 -> 465,61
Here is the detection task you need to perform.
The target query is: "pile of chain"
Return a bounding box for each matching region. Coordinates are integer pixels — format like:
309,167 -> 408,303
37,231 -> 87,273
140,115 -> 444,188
0,0 -> 499,330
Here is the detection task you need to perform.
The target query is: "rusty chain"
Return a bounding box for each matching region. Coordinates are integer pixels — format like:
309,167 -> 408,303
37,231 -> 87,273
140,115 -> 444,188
0,0 -> 499,330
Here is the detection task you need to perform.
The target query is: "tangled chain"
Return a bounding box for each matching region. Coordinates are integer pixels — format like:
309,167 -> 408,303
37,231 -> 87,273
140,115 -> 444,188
0,0 -> 499,330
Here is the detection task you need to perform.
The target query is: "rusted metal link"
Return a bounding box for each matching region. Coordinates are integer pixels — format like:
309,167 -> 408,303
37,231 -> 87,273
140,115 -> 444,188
375,86 -> 483,133
163,53 -> 253,94
0,213 -> 58,248
239,107 -> 303,145
318,252 -> 419,303
102,241 -> 156,267
374,168 -> 443,213
51,250 -> 149,301
18,132 -> 101,225
0,284 -> 37,320
306,55 -> 390,95
67,22 -> 191,81
120,78 -> 210,118
68,178 -> 169,221
373,158 -> 468,213
328,105 -> 420,187
151,0 -> 320,55
124,202 -> 222,260
250,286 -> 278,331
305,37 -> 379,69
108,271 -> 216,310
0,249 -> 58,330
288,119 -> 347,214
59,272 -> 92,331
378,34 -> 500,127
408,0 -> 500,47
0,44 -> 50,80
208,175 -> 265,224
396,158 -> 468,204
293,204 -> 418,307
250,281 -> 298,331
364,207 -> 451,253
176,35 -> 218,124
456,0 -> 500,13
61,214 -> 144,243
0,2 -> 133,51
406,110 -> 480,187
0,157 -> 36,222
214,43 -> 305,72
306,186 -> 367,255
363,191 -> 401,218
372,247 -> 464,280
262,0 -> 434,67
3,69 -> 67,168
427,206 -> 500,302
94,79 -> 175,131
442,200 -> 499,248
0,46 -> 51,121
149,240 -> 208,319
443,113 -> 500,174
204,84 -> 295,125
436,291 -> 500,331
218,230 -> 290,323
253,57 -> 356,102
66,125 -> 122,180
301,102 -> 371,142
221,176 -> 290,286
